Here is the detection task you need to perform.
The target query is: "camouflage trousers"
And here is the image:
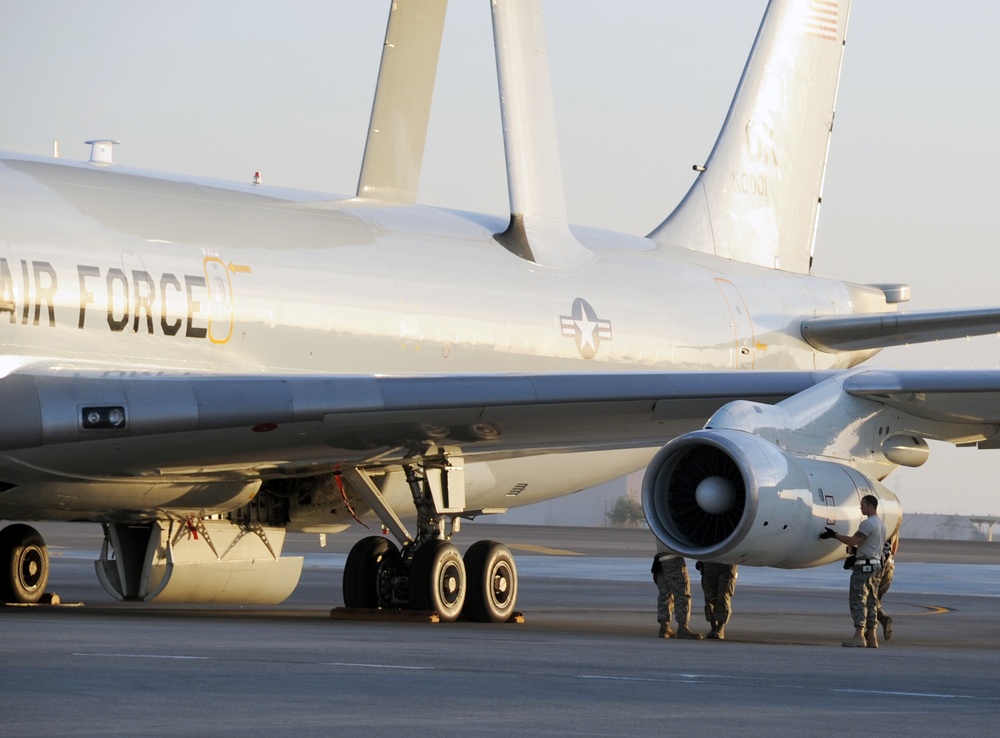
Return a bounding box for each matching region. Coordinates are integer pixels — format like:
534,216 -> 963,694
655,557 -> 692,625
876,557 -> 894,618
848,563 -> 881,629
700,564 -> 737,626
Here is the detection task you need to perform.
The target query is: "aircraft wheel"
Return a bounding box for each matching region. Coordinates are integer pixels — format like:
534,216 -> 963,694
464,540 -> 518,623
409,540 -> 465,622
343,536 -> 401,608
0,524 -> 49,603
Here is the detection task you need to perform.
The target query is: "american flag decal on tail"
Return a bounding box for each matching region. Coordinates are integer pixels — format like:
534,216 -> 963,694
804,0 -> 838,42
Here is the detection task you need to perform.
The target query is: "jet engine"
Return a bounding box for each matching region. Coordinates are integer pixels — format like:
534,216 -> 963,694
641,429 -> 902,568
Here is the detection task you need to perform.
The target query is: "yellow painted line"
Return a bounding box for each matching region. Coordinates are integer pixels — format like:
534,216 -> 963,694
915,605 -> 950,615
509,543 -> 584,556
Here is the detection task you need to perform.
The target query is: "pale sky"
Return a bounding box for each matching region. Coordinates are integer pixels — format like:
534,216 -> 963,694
0,2 -> 998,515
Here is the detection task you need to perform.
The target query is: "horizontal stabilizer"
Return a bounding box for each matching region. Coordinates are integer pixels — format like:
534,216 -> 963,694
801,307 -> 1000,352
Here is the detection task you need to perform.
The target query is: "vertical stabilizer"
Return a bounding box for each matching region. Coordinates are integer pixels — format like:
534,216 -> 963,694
491,0 -> 593,269
356,0 -> 448,203
648,0 -> 851,273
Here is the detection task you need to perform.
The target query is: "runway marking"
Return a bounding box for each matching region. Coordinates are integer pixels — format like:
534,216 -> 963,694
916,604 -> 950,615
508,544 -> 584,556
73,653 -> 209,660
579,675 -> 711,685
320,662 -> 434,671
830,688 -> 975,700
582,674 -> 984,702
73,654 -> 432,671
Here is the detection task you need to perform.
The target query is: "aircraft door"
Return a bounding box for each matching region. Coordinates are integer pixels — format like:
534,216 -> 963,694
715,278 -> 755,369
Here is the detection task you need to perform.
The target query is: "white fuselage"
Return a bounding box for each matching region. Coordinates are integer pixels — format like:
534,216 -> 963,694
0,154 -> 891,522
0,155 -> 884,378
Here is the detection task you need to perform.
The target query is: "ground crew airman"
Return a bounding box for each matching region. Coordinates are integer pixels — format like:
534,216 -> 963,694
652,544 -> 703,639
820,494 -> 887,648
697,561 -> 738,640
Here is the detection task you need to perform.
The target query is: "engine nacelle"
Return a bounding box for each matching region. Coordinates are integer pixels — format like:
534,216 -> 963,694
642,429 -> 901,568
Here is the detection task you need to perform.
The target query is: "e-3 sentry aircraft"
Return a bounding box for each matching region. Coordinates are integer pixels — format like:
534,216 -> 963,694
0,0 -> 998,622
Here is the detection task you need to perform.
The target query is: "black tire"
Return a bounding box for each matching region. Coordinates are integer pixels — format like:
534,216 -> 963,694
0,524 -> 49,604
343,536 -> 401,608
409,540 -> 466,622
464,540 -> 518,623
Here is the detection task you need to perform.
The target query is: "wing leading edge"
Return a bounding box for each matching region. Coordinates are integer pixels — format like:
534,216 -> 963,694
0,368 -> 831,481
4,365 -> 1000,482
801,307 -> 1000,352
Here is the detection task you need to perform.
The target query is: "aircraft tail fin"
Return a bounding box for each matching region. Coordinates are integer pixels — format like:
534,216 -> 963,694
490,0 -> 593,269
356,0 -> 448,203
648,0 -> 852,273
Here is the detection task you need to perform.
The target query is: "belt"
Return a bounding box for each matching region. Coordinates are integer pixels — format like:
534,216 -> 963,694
855,558 -> 881,565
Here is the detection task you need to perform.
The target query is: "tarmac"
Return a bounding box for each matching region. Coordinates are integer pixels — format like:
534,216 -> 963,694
2,522 -> 999,736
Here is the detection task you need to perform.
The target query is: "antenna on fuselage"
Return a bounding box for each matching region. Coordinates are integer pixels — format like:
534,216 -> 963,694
85,139 -> 121,166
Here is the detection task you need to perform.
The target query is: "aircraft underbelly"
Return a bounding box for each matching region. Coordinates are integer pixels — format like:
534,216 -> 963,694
0,477 -> 262,521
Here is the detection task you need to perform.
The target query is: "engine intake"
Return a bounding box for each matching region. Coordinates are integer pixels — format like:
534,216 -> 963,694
642,429 -> 901,568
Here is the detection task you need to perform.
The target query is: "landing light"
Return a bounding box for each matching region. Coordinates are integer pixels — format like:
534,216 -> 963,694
81,406 -> 127,430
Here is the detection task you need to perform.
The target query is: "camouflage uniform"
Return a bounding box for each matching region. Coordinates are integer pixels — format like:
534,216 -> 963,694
652,549 -> 702,639
875,533 -> 897,639
848,514 -> 885,630
848,562 -> 882,629
834,497 -> 886,648
655,554 -> 692,624
699,562 -> 738,636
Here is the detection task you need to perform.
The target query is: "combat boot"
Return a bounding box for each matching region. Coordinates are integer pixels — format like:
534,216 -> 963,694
841,626 -> 866,647
675,624 -> 704,640
657,622 -> 675,638
878,612 -> 893,641
865,628 -> 879,649
707,623 -> 725,640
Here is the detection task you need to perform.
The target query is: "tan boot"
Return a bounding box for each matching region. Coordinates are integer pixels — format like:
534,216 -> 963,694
675,624 -> 704,640
707,623 -> 725,640
841,627 -> 866,647
657,622 -> 674,638
878,612 -> 893,641
865,628 -> 879,649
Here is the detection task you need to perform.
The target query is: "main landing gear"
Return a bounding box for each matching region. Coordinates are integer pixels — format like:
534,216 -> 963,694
341,460 -> 518,623
0,523 -> 50,604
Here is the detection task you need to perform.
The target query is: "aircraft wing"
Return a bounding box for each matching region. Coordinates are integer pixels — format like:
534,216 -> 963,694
842,369 -> 1000,434
801,307 -> 1000,352
5,366 -> 1000,484
0,367 -> 832,481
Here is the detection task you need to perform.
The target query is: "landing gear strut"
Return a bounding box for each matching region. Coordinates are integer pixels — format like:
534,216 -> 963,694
0,523 -> 50,603
340,458 -> 518,622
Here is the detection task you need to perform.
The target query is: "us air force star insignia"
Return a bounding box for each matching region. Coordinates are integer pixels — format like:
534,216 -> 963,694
560,298 -> 612,359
